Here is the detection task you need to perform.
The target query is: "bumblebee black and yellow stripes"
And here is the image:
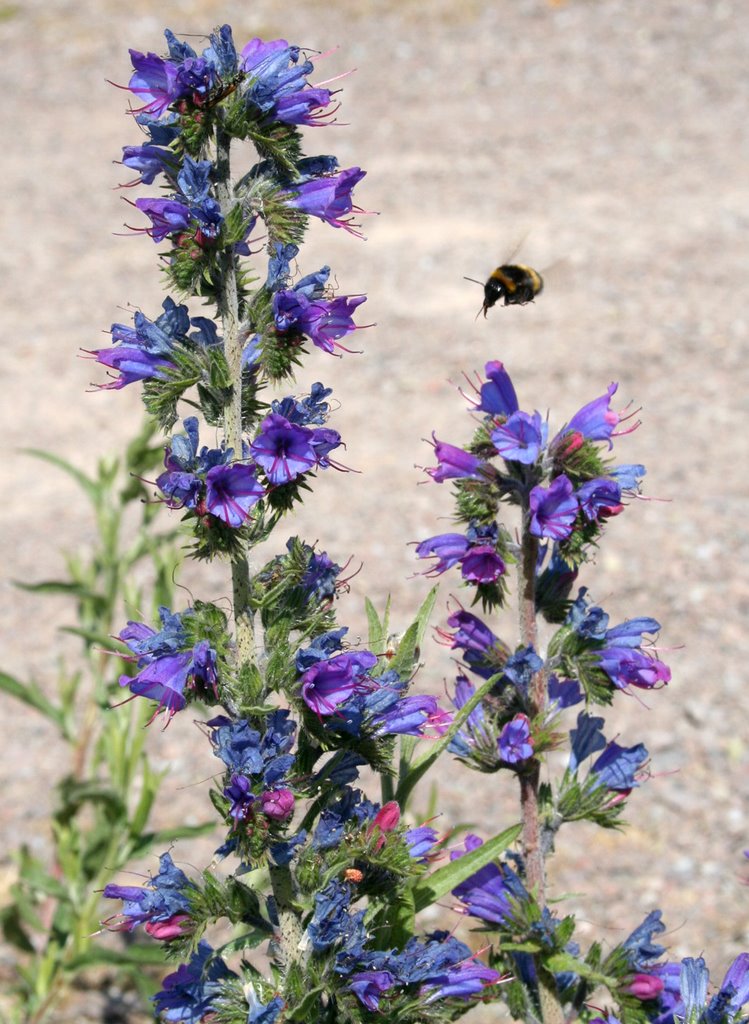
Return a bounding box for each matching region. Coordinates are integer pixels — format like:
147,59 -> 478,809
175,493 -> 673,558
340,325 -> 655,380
480,264 -> 543,317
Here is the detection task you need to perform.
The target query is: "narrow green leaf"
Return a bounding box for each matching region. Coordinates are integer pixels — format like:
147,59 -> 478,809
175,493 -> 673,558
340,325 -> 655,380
13,580 -> 91,598
0,671 -> 64,727
395,670 -> 502,807
0,905 -> 37,952
21,449 -> 99,502
214,927 -> 270,957
411,822 -> 522,913
66,944 -> 169,970
364,597 -> 385,653
133,822 -> 216,852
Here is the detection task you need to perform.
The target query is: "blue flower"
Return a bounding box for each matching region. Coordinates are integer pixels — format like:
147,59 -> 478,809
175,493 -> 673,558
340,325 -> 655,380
491,410 -> 548,464
152,941 -> 234,1023
103,853 -> 193,939
475,360 -> 519,416
529,475 -> 578,540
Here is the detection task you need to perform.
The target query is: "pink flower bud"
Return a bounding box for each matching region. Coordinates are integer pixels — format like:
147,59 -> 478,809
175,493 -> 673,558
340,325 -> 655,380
260,788 -> 295,822
144,913 -> 192,941
625,973 -> 664,1000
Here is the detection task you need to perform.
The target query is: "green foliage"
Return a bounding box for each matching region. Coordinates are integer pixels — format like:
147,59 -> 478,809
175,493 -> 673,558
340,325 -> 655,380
411,822 -> 522,913
0,421 -> 209,1020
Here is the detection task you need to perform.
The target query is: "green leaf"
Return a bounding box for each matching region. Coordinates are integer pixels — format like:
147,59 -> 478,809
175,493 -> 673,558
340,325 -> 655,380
287,985 -> 327,1021
364,596 -> 387,653
13,580 -> 91,598
0,671 -> 64,728
132,822 -> 216,852
386,586 -> 438,679
214,927 -> 269,957
21,448 -> 99,503
65,943 -> 169,971
411,822 -> 522,913
0,904 -> 36,952
395,669 -> 503,807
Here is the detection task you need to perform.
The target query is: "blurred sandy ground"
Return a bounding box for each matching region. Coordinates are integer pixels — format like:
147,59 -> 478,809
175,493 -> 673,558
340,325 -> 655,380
1,0 -> 749,1018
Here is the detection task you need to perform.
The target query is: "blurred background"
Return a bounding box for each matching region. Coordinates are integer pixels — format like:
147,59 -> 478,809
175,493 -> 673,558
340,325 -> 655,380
2,0 -> 749,1018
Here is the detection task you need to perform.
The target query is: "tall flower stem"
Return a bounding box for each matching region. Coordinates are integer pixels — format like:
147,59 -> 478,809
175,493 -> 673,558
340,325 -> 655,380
518,503 -> 565,1024
215,121 -> 301,969
215,123 -> 256,672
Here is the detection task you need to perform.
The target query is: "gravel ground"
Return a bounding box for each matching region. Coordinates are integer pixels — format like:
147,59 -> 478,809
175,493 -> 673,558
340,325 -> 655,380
2,0 -> 749,1020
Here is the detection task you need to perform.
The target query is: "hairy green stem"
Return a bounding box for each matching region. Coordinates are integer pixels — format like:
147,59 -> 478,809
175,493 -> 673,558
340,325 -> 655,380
215,124 -> 256,671
215,122 -> 301,968
268,863 -> 305,969
518,504 -> 565,1024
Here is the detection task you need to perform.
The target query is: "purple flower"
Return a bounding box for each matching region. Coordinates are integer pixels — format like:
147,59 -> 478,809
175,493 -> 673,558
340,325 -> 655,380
117,607 -> 218,720
622,910 -> 666,969
576,477 -> 623,521
492,411 -> 547,464
152,941 -> 234,1023
680,958 -> 709,1019
348,971 -> 395,1010
209,711 -> 295,778
596,645 -> 670,691
275,87 -> 335,126
273,289 -> 367,353
89,344 -> 174,390
568,712 -> 607,772
300,651 -> 378,716
556,382 -> 621,448
422,960 -> 502,1003
548,675 -> 582,708
440,609 -> 509,680
475,360 -> 519,416
373,694 -> 443,737
611,463 -> 646,491
446,675 -> 492,759
88,297 -> 194,390
450,834 -> 519,924
715,953 -> 749,1018
127,50 -> 180,117
240,37 -> 332,126
426,436 -> 490,483
415,524 -> 505,584
306,880 -> 363,952
591,740 -> 649,793
498,713 -> 534,764
134,197 -> 192,242
204,463 -> 264,526
121,144 -> 179,185
460,545 -> 506,583
282,167 -> 367,233
405,826 -> 439,861
251,414 -> 318,483
415,533 -> 469,575
529,475 -> 579,540
224,773 -> 256,822
102,853 -> 192,939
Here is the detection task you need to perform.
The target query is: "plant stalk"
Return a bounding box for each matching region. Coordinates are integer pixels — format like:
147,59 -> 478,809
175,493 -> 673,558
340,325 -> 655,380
518,504 -> 565,1024
215,124 -> 256,671
215,123 -> 301,968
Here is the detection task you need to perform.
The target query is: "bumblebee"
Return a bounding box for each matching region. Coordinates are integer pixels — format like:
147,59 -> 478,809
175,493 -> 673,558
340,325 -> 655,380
466,264 -> 544,318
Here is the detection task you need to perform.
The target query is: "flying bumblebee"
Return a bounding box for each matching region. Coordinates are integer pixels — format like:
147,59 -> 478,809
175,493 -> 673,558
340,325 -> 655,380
465,264 -> 544,318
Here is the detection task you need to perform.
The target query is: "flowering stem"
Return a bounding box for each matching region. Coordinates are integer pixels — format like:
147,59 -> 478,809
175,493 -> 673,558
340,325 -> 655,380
215,122 -> 257,675
518,504 -> 565,1024
268,863 -> 304,970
